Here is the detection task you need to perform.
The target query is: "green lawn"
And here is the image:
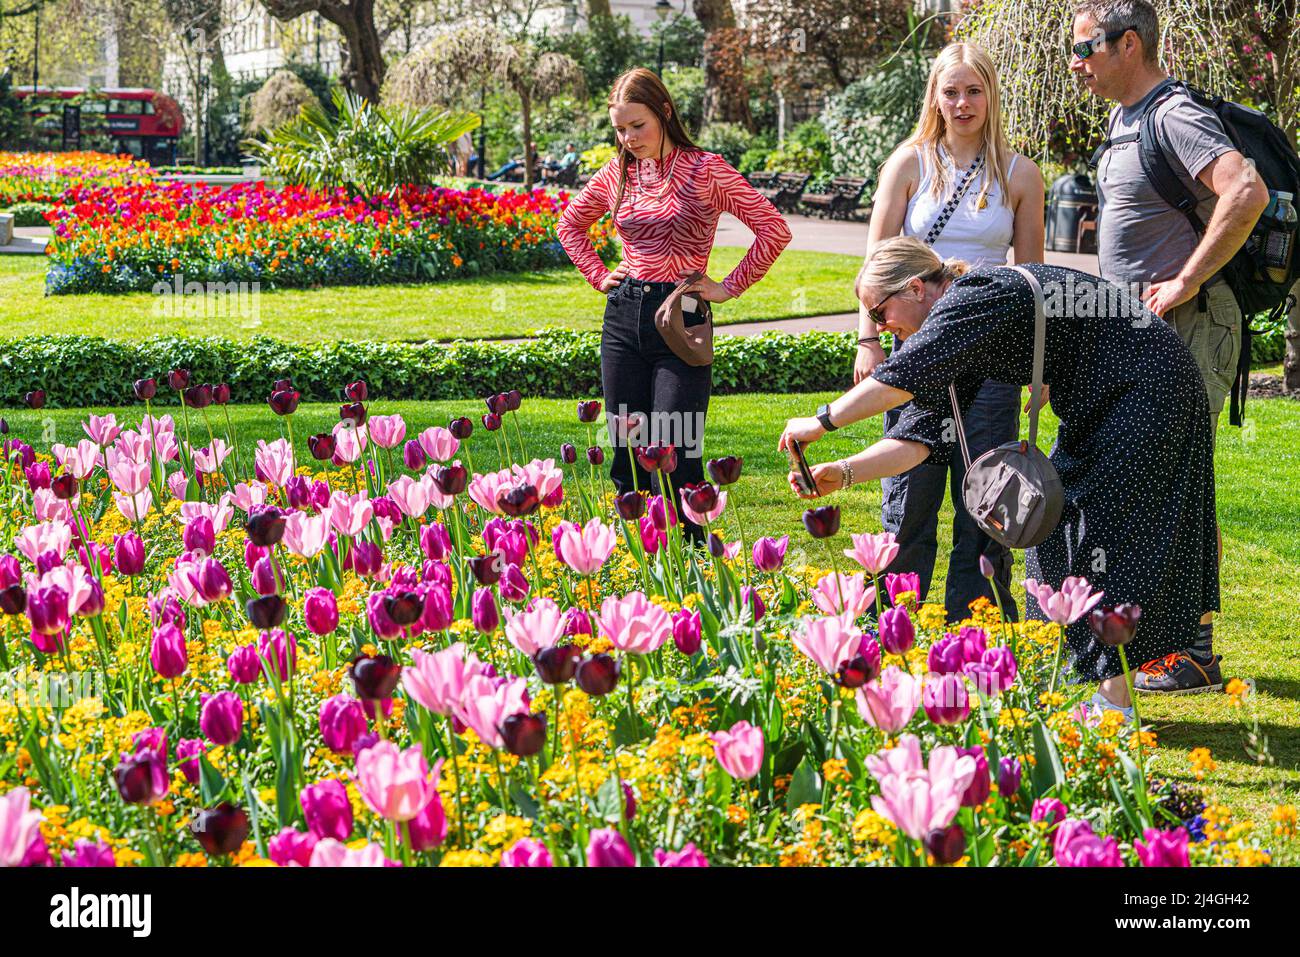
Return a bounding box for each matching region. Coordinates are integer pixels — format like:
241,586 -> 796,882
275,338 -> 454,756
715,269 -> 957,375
0,247 -> 861,342
3,391 -> 1296,831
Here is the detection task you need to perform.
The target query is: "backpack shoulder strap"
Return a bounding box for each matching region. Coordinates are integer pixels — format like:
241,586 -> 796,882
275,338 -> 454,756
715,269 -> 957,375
1138,79 -> 1206,234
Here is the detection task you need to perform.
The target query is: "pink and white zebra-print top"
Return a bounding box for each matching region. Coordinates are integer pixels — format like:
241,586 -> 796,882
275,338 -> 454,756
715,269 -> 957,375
557,146 -> 792,298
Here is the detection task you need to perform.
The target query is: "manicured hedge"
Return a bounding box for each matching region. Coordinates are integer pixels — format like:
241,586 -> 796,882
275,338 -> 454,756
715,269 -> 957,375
0,331 -> 857,408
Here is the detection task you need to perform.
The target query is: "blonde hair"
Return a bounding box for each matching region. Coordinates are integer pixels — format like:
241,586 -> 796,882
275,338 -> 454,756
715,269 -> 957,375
902,42 -> 1014,211
855,236 -> 969,304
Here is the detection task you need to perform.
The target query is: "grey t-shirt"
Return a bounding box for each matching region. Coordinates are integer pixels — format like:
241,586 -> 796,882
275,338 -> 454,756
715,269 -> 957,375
1096,78 -> 1236,284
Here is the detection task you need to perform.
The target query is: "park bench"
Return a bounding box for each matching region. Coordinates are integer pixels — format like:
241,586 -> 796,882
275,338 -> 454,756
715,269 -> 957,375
800,176 -> 871,220
761,172 -> 811,213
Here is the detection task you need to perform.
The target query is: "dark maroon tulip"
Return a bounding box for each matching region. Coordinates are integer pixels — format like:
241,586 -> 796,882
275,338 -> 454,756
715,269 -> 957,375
707,533 -> 725,558
340,401 -> 367,426
482,412 -> 502,431
192,802 -> 250,857
113,749 -> 167,805
212,383 -> 231,405
925,824 -> 966,865
269,389 -> 301,416
707,456 -> 743,486
307,433 -> 337,461
634,445 -> 675,472
0,418 -> 7,434
576,653 -> 620,696
802,505 -> 841,539
245,508 -> 286,548
403,440 -> 427,470
534,644 -> 581,684
133,378 -> 157,400
272,379 -> 294,393
560,443 -> 577,465
24,390 -> 45,410
500,712 -> 546,756
183,384 -> 213,409
468,554 -> 502,586
683,483 -> 719,514
167,369 -> 190,390
586,446 -> 604,466
485,393 -> 509,416
350,653 -> 402,700
1088,603 -> 1142,647
505,389 -> 523,412
577,400 -> 602,423
497,483 -> 540,517
449,417 -> 473,440
344,380 -> 368,402
0,585 -> 26,616
615,491 -> 646,521
432,464 -> 467,496
836,654 -> 876,689
51,473 -> 79,500
245,594 -> 287,630
383,591 -> 423,626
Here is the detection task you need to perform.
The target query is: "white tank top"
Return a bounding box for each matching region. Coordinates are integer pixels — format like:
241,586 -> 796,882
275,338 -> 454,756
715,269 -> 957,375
903,145 -> 1018,268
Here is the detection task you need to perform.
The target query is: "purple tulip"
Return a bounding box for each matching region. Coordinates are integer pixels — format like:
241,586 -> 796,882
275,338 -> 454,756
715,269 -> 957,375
200,691 -> 244,746
195,557 -> 234,603
27,584 -> 70,636
150,621 -> 188,678
1031,797 -> 1068,827
420,523 -> 451,562
998,757 -> 1022,800
884,572 -> 921,605
61,839 -> 117,868
113,533 -> 146,576
654,843 -> 710,867
304,587 -> 339,635
420,584 -> 453,633
878,605 -> 915,655
925,824 -> 966,865
403,439 -> 427,471
176,738 -> 205,785
403,795 -> 447,852
258,628 -> 297,681
250,556 -> 281,596
183,516 -> 216,556
922,673 -> 970,726
672,608 -> 702,655
472,587 -> 499,634
319,694 -> 368,753
751,535 -> 788,572
301,779 -> 353,841
268,827 -> 318,867
500,838 -> 552,867
740,586 -> 765,623
227,644 -> 262,684
349,541 -> 383,578
192,802 -> 250,857
1134,827 -> 1191,867
958,746 -> 991,807
587,828 -> 635,867
499,564 -> 530,603
927,633 -> 965,675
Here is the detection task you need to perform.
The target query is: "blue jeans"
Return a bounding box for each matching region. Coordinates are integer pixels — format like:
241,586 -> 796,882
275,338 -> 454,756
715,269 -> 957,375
880,380 -> 1021,622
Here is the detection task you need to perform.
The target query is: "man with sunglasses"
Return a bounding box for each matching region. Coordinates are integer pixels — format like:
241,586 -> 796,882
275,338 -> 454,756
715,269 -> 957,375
1071,1 -> 1270,694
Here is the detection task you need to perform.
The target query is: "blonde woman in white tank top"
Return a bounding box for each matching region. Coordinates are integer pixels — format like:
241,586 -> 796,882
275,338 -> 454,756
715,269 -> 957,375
855,42 -> 1045,622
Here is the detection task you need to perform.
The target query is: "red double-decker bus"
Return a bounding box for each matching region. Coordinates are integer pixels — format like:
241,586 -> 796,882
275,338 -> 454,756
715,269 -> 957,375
13,87 -> 184,166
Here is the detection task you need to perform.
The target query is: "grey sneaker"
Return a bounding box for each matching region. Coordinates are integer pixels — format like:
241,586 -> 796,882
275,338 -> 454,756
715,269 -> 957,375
1133,652 -> 1223,694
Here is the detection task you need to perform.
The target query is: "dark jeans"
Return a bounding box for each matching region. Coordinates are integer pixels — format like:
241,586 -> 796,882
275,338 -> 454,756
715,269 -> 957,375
601,277 -> 712,541
881,379 -> 1021,622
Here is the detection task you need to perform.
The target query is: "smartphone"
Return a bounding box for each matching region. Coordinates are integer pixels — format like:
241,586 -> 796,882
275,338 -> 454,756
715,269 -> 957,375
788,440 -> 818,496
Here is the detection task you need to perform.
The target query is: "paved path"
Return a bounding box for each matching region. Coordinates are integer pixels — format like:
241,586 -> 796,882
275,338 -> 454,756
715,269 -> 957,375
0,226 -> 49,255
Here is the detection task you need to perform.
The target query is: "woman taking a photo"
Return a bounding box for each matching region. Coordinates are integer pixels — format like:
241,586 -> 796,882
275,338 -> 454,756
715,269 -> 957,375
855,42 -> 1045,621
781,237 -> 1219,718
558,67 -> 792,541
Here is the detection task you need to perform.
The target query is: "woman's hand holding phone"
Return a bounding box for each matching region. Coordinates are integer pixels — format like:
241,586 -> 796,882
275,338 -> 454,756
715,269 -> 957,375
778,417 -> 826,454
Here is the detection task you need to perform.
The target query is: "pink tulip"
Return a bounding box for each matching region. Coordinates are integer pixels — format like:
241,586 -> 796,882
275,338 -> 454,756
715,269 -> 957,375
598,591 -> 672,654
1031,797 -> 1068,827
855,665 -> 922,733
793,614 -> 861,675
454,674 -> 530,748
15,520 -> 71,564
467,468 -> 511,514
557,518 -> 617,576
225,481 -> 269,513
1134,827 -> 1190,867
268,827 -> 318,867
680,487 -> 727,525
309,838 -> 394,867
167,471 -> 190,501
711,720 -> 764,780
55,439 -> 100,479
922,672 -> 971,726
329,491 -> 373,537
368,414 -> 407,450
254,438 -> 294,486
844,530 -> 900,574
0,787 -> 44,868
83,413 -> 121,447
33,488 -> 74,523
113,489 -> 154,524
386,475 -> 431,520
417,426 -> 459,463
511,458 -> 564,503
504,597 -> 566,657
1054,819 -> 1124,867
282,510 -> 331,558
587,828 -> 636,867
867,735 -> 976,840
654,843 -> 710,867
500,838 -> 553,867
180,501 -> 233,534
331,420 -> 368,463
300,779 -> 354,841
109,459 -> 150,495
352,740 -> 442,822
1023,576 -> 1105,626
810,571 -> 875,618
190,439 -> 233,474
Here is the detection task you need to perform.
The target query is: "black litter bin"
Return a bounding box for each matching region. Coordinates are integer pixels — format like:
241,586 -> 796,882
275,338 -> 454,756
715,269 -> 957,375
1046,172 -> 1098,254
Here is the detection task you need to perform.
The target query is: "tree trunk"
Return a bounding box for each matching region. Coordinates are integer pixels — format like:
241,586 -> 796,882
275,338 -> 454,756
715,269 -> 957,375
1285,280 -> 1300,392
521,89 -> 534,192
693,1 -> 752,130
586,0 -> 612,18
260,0 -> 386,102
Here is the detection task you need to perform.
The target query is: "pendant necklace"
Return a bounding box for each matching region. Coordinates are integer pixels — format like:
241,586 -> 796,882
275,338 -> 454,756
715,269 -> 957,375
633,146 -> 679,201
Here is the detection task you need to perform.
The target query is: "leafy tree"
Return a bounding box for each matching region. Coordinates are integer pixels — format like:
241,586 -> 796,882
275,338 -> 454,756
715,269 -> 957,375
258,0 -> 386,102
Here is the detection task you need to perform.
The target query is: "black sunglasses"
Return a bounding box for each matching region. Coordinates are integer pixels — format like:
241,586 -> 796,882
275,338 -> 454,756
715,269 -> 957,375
1072,26 -> 1134,59
868,287 -> 903,325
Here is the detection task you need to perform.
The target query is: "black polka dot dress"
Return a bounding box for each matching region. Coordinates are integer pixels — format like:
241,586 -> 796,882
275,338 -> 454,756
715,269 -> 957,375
870,265 -> 1219,680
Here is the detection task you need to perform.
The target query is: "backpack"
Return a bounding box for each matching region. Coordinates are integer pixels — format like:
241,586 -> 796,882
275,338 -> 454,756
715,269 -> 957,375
1089,78 -> 1300,425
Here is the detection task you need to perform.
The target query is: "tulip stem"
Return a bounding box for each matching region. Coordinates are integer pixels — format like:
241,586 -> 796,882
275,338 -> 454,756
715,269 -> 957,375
1049,623 -> 1066,695
820,698 -> 841,812
1117,642 -> 1143,766
510,410 -> 528,462
826,547 -> 847,617
557,691 -> 589,861
444,713 -> 468,848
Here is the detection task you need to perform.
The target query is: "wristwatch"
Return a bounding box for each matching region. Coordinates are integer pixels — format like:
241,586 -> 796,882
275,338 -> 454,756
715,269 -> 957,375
816,403 -> 838,432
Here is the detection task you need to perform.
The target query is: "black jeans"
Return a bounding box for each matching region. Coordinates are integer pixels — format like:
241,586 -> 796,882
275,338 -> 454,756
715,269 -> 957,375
880,379 -> 1021,622
601,277 -> 712,541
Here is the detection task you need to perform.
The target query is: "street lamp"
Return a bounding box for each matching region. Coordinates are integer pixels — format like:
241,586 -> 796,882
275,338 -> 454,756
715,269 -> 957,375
654,0 -> 672,76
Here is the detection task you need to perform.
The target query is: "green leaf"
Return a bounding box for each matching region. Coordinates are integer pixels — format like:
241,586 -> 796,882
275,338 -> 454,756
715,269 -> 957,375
612,706 -> 646,746
1029,718 -> 1066,798
592,774 -> 623,823
198,753 -> 228,807
509,781 -> 542,821
786,757 -> 821,811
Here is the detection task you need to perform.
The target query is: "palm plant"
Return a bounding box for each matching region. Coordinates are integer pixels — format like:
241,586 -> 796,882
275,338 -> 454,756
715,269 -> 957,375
244,87 -> 481,197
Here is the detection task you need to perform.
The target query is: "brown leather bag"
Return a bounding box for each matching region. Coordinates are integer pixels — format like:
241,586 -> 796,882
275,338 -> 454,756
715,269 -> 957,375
654,270 -> 714,366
